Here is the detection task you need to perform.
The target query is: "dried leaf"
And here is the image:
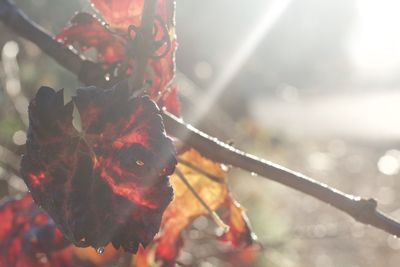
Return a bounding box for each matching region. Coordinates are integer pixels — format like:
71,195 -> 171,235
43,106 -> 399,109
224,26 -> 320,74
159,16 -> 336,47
21,84 -> 176,253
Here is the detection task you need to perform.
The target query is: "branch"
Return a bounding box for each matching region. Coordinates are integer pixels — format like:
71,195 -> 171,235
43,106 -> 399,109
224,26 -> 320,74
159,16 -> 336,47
163,113 -> 400,236
128,0 -> 157,91
0,0 -> 106,86
1,0 -> 400,237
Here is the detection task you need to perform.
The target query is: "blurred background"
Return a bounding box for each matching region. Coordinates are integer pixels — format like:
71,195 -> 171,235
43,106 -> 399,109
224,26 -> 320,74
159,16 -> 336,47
1,0 -> 400,266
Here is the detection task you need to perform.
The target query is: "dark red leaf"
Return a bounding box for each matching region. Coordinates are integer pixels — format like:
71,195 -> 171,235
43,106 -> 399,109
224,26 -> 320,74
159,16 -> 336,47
21,84 -> 176,253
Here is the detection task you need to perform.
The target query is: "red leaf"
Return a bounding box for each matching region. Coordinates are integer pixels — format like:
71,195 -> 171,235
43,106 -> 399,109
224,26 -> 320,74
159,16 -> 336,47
57,1 -> 180,115
21,84 -> 176,253
91,0 -> 144,30
57,12 -> 126,63
90,0 -> 174,30
158,85 -> 181,116
0,194 -> 78,267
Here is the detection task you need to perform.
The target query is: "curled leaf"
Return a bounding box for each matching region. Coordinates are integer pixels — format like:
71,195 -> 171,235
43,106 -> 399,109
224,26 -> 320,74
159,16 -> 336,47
21,84 -> 176,253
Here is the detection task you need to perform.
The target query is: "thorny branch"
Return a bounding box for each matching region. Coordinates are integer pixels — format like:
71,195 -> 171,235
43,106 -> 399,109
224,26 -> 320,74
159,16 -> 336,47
1,0 -> 400,237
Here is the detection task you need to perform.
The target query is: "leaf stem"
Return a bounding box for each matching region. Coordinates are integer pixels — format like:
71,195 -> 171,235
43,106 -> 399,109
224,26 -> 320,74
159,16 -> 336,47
175,168 -> 229,232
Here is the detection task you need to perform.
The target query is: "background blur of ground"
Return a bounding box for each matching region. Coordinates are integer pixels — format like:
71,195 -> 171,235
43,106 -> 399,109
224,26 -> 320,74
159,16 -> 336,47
1,0 -> 400,266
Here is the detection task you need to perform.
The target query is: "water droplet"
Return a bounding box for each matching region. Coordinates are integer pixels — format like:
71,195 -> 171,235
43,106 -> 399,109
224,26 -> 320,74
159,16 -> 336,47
96,247 -> 105,254
220,164 -> 229,172
136,160 -> 145,167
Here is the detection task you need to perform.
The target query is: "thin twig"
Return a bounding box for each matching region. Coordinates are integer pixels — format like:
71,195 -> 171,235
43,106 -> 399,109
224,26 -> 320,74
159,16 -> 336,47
0,0 -> 106,86
1,0 -> 400,237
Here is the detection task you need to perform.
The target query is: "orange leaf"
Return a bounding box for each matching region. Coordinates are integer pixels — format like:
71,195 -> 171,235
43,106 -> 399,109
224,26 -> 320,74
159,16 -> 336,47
219,195 -> 257,247
72,244 -> 120,265
135,149 -> 257,266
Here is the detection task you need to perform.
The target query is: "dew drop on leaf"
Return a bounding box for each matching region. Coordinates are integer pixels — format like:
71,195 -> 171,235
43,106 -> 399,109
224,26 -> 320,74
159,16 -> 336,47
96,246 -> 105,255
136,160 -> 145,166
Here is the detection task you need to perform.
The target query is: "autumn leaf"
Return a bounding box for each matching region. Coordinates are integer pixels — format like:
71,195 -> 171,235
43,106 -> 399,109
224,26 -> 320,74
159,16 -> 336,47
219,196 -> 258,247
57,0 -> 179,115
135,149 -> 257,266
54,1 -> 256,266
0,194 -> 124,266
21,84 -> 176,253
90,0 -> 144,31
90,0 -> 174,31
57,12 -> 125,64
0,194 -> 75,267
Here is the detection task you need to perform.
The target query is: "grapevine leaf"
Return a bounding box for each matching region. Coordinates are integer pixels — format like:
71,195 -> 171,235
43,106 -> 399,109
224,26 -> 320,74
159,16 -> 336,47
135,149 -> 257,266
56,12 -> 125,63
0,194 -> 75,267
21,84 -> 177,253
56,1 -> 180,115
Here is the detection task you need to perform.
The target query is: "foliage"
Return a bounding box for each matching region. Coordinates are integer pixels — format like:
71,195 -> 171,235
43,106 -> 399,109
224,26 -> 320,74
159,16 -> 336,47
0,0 -> 258,266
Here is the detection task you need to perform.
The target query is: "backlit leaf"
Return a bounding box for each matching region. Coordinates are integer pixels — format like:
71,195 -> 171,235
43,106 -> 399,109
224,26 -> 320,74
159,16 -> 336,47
57,12 -> 125,63
56,1 -> 180,115
135,149 -> 257,266
219,196 -> 258,247
0,194 -> 75,267
21,84 -> 176,253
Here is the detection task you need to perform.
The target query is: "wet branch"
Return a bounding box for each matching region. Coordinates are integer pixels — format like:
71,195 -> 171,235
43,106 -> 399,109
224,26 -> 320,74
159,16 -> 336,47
1,0 -> 400,237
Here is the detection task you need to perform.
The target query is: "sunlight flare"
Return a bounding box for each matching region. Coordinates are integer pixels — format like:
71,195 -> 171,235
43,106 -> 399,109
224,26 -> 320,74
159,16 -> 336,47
186,0 -> 293,125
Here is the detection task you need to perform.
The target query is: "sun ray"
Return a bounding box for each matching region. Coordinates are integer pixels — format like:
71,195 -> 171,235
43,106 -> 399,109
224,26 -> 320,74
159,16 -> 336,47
186,0 -> 293,126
